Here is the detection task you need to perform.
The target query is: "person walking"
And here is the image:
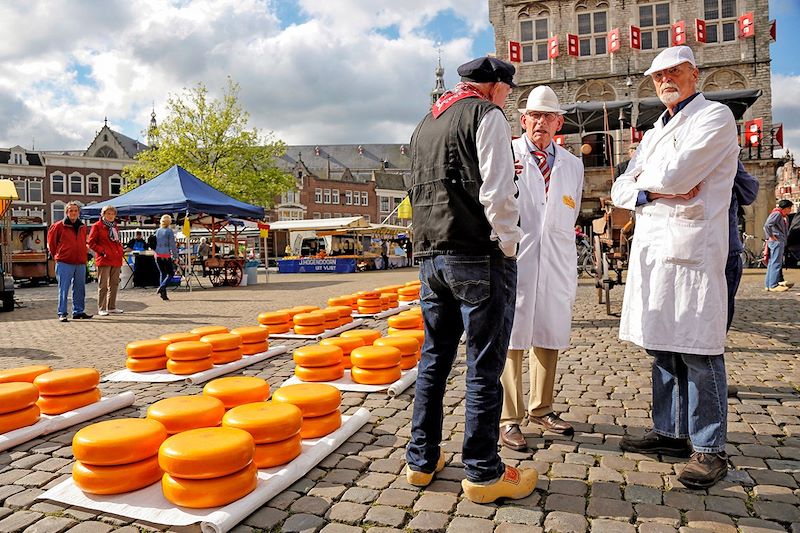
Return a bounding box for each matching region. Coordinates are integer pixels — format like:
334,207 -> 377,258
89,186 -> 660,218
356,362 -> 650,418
47,201 -> 91,322
764,199 -> 794,292
88,206 -> 125,316
154,214 -> 178,300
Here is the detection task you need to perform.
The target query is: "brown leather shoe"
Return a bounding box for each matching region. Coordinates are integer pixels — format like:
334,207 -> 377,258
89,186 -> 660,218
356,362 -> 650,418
678,452 -> 728,489
528,413 -> 574,435
499,424 -> 528,451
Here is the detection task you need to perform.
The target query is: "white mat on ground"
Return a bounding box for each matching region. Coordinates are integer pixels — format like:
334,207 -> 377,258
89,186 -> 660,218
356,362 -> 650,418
102,347 -> 288,385
268,319 -> 364,340
0,392 -> 136,452
39,408 -> 370,533
283,368 -> 417,397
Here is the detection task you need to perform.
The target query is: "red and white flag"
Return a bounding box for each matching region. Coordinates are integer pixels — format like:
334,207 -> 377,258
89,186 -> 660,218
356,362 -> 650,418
508,41 -> 521,63
672,21 -> 686,46
548,35 -> 559,59
554,135 -> 565,146
630,127 -> 644,143
744,118 -> 763,147
567,34 -> 579,56
775,123 -> 783,148
630,25 -> 641,49
695,19 -> 707,43
608,28 -> 621,53
769,19 -> 777,41
739,12 -> 755,38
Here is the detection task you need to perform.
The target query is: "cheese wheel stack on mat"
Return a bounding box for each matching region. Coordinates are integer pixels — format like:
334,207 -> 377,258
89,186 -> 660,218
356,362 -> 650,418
72,418 -> 167,494
327,305 -> 354,326
327,296 -> 354,310
397,285 -> 420,303
159,332 -> 202,343
293,345 -> 344,382
388,328 -> 424,350
291,305 -> 320,315
125,338 -> 170,372
0,383 -> 40,433
159,427 -> 257,508
203,377 -> 270,409
377,294 -> 390,311
374,335 -> 420,369
200,333 -> 243,365
379,292 -> 399,309
272,383 -> 342,439
34,368 -> 101,415
257,310 -> 292,334
347,294 -> 360,311
375,284 -> 404,294
350,346 -> 402,385
355,290 -> 381,314
147,395 -> 226,434
223,402 -> 303,468
387,313 -> 423,334
319,336 -> 364,370
319,308 -> 341,330
231,326 -> 270,356
340,329 -> 381,346
190,325 -> 229,337
292,311 -> 326,336
165,341 -> 213,375
0,365 -> 51,384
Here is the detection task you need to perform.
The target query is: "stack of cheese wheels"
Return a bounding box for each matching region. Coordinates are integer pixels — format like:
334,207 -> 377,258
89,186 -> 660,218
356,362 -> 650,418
347,294 -> 360,311
293,345 -> 344,382
375,284 -> 404,295
355,290 -> 381,314
223,402 -> 303,468
387,312 -> 423,336
190,325 -> 229,336
0,365 -> 51,384
388,328 -> 424,351
147,395 -> 225,434
203,377 -> 270,409
200,332 -> 243,365
378,294 -> 390,311
293,311 -> 326,336
72,418 -> 167,494
159,427 -> 257,508
125,338 -> 170,373
320,308 -> 341,330
291,305 -> 320,315
159,332 -> 202,343
397,285 -> 420,303
0,383 -> 40,433
257,311 -> 292,334
374,336 -> 419,369
340,329 -> 382,346
232,326 -> 269,355
165,341 -> 213,375
320,336 -> 364,370
272,384 -> 342,438
327,305 -> 354,326
350,345 -> 402,385
34,368 -> 101,415
379,292 -> 399,309
327,296 -> 353,310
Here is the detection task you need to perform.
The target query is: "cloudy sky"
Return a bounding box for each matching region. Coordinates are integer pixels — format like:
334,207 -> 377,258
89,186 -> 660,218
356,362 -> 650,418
1,0 -> 798,156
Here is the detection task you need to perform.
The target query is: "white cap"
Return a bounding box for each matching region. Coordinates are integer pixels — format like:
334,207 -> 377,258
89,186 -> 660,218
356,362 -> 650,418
644,45 -> 696,76
517,86 -> 565,115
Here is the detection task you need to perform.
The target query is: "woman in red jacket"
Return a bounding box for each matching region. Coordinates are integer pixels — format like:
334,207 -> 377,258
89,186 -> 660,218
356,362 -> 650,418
88,206 -> 125,316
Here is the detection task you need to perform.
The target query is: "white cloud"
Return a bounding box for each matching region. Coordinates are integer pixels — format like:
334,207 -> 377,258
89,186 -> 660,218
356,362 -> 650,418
771,73 -> 800,157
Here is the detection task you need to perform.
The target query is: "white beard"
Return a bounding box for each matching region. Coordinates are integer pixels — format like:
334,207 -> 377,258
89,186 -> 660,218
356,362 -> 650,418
658,83 -> 681,106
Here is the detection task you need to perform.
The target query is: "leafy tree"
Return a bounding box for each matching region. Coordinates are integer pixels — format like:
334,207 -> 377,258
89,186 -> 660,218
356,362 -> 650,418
123,78 -> 294,208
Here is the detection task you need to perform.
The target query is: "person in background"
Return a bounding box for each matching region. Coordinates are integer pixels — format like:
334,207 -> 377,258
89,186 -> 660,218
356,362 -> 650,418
614,143 -> 638,178
88,206 -> 125,316
726,162 -> 760,329
126,230 -> 148,252
20,231 -> 35,251
764,199 -> 794,292
47,201 -> 91,322
154,214 -> 178,301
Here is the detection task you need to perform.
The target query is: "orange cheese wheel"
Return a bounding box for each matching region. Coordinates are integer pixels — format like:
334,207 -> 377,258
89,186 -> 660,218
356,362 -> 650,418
254,433 -> 302,468
126,356 -> 168,372
73,455 -> 162,495
231,326 -> 269,344
257,311 -> 291,325
295,363 -> 345,382
147,395 -> 225,434
293,324 -> 325,336
401,307 -> 422,316
167,358 -> 214,375
262,322 -> 291,334
373,336 -> 419,357
350,346 -> 402,369
162,461 -> 257,508
340,329 -> 382,344
0,365 -> 51,384
327,296 -> 353,307
34,368 -> 100,396
0,383 -> 39,415
400,354 -> 418,370
211,348 -> 243,365
242,341 -> 269,356
357,306 -> 382,315
276,308 -> 299,319
73,418 -> 168,465
375,284 -> 403,294
321,308 -> 341,322
320,336 -> 364,355
190,325 -> 229,336
222,402 -> 302,444
349,296 -> 359,310
351,366 -> 402,385
291,305 -> 320,314
159,332 -> 202,343
388,329 -> 424,346
200,333 -> 242,351
387,315 -> 422,330
378,295 -> 390,311
357,290 -> 380,299
342,355 -> 352,369
126,339 -> 170,358
272,383 -> 341,418
37,388 -> 101,415
327,305 -> 353,319
356,297 -> 380,307
380,292 -> 399,302
301,410 -> 342,439
404,280 -> 421,286
339,315 -> 354,326
324,320 -> 340,330
0,405 -> 40,433
397,286 -> 419,295
166,341 -> 213,361
293,311 -> 325,326
158,427 -> 255,479
293,345 -> 343,368
203,377 -> 270,409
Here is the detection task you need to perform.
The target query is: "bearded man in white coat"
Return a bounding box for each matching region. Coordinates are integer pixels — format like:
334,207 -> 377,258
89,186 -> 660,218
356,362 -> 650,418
610,46 -> 738,489
498,86 -> 584,451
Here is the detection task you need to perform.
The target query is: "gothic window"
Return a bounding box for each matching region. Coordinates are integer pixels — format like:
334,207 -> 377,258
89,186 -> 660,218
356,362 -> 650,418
575,80 -> 616,102
702,69 -> 747,91
518,4 -> 550,63
576,1 -> 609,56
638,78 -> 657,98
638,2 -> 671,50
704,0 -> 737,43
96,146 -> 118,158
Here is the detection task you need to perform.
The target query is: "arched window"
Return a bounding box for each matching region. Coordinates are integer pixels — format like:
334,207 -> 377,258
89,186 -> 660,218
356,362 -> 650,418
575,0 -> 610,56
702,69 -> 747,91
51,201 -> 66,223
517,3 -> 551,63
575,80 -> 616,102
50,172 -> 66,195
638,78 -> 657,99
87,173 -> 101,195
96,146 -> 118,158
69,173 -> 84,195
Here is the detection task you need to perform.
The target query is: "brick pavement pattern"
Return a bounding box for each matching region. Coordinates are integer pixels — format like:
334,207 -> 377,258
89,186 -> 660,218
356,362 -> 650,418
0,268 -> 798,532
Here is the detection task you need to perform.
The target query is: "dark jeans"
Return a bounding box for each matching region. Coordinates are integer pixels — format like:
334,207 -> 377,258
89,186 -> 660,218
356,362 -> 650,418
725,253 -> 743,331
156,257 -> 174,291
407,254 -> 517,483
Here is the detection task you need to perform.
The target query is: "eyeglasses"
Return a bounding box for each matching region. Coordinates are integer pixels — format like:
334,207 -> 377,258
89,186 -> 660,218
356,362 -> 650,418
525,112 -> 558,122
650,65 -> 690,81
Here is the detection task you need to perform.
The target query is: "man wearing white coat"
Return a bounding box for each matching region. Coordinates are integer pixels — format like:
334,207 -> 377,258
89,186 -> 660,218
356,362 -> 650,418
499,86 -> 584,451
610,46 -> 738,489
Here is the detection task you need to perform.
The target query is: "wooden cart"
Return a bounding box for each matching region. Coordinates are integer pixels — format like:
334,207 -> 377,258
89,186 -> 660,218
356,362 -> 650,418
591,198 -> 634,315
195,216 -> 248,287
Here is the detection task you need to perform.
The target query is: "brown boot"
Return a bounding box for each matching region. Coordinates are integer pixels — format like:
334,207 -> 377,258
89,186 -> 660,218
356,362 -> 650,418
528,413 -> 574,435
499,424 -> 528,451
678,452 -> 728,489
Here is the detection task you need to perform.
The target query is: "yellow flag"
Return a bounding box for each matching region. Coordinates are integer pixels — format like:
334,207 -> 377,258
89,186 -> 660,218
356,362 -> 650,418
397,196 -> 412,219
183,217 -> 191,237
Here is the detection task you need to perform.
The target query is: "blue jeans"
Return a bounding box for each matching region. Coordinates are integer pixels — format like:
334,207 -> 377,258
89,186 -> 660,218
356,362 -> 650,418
407,254 -> 517,483
765,240 -> 784,288
725,253 -> 743,331
55,262 -> 86,316
648,350 -> 727,453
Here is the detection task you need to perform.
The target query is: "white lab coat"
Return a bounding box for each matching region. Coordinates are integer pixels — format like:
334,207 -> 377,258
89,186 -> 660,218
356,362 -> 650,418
610,94 -> 738,355
509,138 -> 584,350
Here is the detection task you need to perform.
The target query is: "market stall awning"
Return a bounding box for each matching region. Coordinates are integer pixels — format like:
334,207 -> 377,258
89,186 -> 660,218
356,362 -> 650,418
635,89 -> 762,130
350,223 -> 410,237
0,179 -> 19,218
268,217 -> 370,231
559,100 -> 633,134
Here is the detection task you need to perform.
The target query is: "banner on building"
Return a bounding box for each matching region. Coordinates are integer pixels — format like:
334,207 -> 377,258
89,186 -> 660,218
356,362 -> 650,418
548,36 -> 559,59
744,118 -> 763,147
607,28 -> 621,53
567,34 -> 579,56
671,21 -> 686,46
695,19 -> 707,43
630,26 -> 641,49
508,41 -> 521,63
769,19 -> 777,41
739,12 -> 755,38
774,124 -> 784,148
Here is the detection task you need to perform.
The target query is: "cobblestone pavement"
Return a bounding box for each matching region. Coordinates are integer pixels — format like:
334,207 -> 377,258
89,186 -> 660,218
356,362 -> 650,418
0,267 -> 798,533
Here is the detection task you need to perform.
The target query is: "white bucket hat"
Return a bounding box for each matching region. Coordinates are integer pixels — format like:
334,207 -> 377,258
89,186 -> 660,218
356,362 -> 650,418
644,45 -> 696,76
518,86 -> 565,115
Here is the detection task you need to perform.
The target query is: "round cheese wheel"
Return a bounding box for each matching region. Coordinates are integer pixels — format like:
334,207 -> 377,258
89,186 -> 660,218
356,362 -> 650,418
373,336 -> 419,357
0,405 -> 40,434
222,402 -> 302,444
126,339 -> 171,358
263,322 -> 291,334
126,356 -> 168,373
293,324 -> 325,336
293,345 -> 343,368
387,315 -> 422,330
357,306 -> 382,315
241,341 -> 269,356
350,346 -> 402,369
231,326 -> 269,344
159,332 -> 202,343
320,308 -> 341,323
397,286 -> 419,296
147,395 -> 225,434
203,377 -> 270,409
73,455 -> 162,495
166,341 -> 213,361
404,280 -> 421,286
356,297 -> 380,307
73,418 -> 168,465
257,311 -> 291,325
189,325 -> 229,336
300,410 -> 342,439
388,329 -> 424,346
158,427 -> 255,479
167,358 -> 214,375
400,354 -> 418,370
339,315 -> 354,326
378,295 -> 389,311
294,363 -> 344,382
351,366 -> 402,385
272,384 -> 341,418
320,336 -> 364,355
0,383 -> 39,415
342,355 -> 352,369
357,290 -> 380,299
34,368 -> 100,396
349,296 -> 359,310
211,348 -> 243,365
293,312 -> 325,326
291,305 -> 320,314
380,292 -> 399,302
162,461 -> 257,508
327,296 -> 353,307
401,307 -> 422,316
37,388 -> 101,415
324,319 -> 340,330
327,305 -> 353,319
374,285 -> 403,294
253,433 -> 302,468
340,329 -> 382,344
200,333 -> 242,351
0,365 -> 51,384
276,308 -> 299,319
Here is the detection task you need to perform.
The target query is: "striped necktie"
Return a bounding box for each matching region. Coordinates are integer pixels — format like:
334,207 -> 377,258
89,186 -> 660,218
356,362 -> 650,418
532,150 -> 551,196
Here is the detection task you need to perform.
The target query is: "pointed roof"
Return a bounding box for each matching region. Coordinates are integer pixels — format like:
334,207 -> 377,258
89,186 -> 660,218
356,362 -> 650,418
85,124 -> 149,159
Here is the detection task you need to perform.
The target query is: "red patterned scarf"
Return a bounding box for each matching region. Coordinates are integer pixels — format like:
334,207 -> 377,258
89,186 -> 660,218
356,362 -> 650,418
432,83 -> 486,119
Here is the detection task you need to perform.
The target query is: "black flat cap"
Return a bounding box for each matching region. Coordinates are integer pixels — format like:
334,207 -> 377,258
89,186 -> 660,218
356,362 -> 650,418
457,56 -> 517,88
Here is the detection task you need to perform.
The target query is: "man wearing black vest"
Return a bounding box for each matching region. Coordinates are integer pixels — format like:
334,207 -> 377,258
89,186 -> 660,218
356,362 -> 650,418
405,56 -> 537,503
